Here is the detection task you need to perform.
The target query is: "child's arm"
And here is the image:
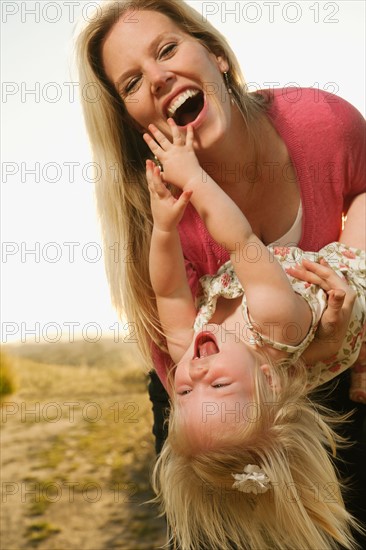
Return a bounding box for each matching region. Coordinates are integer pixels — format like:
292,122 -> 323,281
144,122 -> 312,347
144,121 -> 253,250
146,160 -> 196,363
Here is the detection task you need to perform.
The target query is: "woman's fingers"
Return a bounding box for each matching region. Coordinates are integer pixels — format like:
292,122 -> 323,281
302,258 -> 349,292
286,264 -> 326,288
287,258 -> 348,293
287,257 -> 357,317
324,289 -> 347,324
315,288 -> 355,347
326,287 -> 356,320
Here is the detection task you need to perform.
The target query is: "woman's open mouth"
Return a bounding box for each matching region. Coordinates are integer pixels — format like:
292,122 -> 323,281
193,331 -> 219,359
166,89 -> 205,127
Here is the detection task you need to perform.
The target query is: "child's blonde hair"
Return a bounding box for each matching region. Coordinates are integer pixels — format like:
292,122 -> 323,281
153,362 -> 360,549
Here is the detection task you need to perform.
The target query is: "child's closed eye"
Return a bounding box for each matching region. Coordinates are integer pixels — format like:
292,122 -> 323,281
178,383 -> 230,395
178,389 -> 192,396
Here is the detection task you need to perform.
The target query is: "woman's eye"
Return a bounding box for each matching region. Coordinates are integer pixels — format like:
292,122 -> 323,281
124,77 -> 140,95
159,43 -> 177,59
121,43 -> 177,96
212,383 -> 229,389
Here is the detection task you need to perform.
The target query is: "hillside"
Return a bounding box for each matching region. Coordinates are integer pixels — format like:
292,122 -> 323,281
1,340 -> 167,549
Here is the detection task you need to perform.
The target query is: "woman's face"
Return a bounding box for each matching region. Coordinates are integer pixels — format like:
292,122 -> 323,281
102,10 -> 231,151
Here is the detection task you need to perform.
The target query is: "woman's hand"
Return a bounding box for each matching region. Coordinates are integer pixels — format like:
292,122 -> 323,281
286,258 -> 357,364
146,159 -> 192,232
143,119 -> 203,191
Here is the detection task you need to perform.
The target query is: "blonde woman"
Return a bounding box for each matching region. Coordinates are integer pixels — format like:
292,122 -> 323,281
75,0 -> 366,545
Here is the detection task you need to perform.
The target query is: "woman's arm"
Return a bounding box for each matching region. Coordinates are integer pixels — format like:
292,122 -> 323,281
287,258 -> 357,364
147,160 -> 196,363
287,193 -> 365,364
339,193 -> 366,250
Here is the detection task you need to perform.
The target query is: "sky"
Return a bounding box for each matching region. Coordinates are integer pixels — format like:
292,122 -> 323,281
1,0 -> 365,344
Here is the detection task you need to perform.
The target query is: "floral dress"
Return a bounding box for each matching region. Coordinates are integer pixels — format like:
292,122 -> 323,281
194,242 -> 365,390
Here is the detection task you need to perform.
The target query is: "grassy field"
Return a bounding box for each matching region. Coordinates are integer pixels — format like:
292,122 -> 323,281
1,340 -> 167,550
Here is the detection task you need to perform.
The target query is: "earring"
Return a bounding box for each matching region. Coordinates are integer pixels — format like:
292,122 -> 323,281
223,71 -> 232,95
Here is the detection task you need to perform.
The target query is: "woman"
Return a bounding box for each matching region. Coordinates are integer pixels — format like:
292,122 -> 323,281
75,0 -> 365,543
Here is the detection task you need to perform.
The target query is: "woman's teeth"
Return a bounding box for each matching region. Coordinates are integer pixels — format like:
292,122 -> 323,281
167,89 -> 200,118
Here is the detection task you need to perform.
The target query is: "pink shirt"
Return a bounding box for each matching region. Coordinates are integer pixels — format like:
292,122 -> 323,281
154,88 -> 366,389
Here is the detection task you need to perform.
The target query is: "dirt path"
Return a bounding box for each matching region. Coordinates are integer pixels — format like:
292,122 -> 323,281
1,342 -> 167,549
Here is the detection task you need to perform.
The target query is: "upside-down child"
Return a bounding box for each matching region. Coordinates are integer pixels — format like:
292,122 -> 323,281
144,119 -> 365,550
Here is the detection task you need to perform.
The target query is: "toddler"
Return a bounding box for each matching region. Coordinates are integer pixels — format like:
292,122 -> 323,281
144,120 -> 365,550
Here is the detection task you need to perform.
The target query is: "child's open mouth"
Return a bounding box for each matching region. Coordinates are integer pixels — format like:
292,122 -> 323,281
194,331 -> 219,358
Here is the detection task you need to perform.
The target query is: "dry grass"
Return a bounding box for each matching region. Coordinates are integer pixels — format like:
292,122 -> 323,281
0,348 -> 17,399
1,339 -> 167,549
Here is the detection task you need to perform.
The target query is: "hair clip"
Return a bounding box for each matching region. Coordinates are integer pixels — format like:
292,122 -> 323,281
232,464 -> 270,494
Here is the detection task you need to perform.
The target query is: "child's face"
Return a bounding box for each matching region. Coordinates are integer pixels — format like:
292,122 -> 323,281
173,326 -> 264,440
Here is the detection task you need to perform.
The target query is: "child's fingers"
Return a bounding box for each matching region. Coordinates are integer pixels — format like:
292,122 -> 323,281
145,159 -> 155,189
167,118 -> 184,145
145,159 -> 153,175
150,165 -> 169,198
143,132 -> 163,158
185,124 -> 194,148
167,117 -> 194,148
173,190 -> 193,215
178,190 -> 193,205
147,124 -> 171,150
146,159 -> 158,187
146,161 -> 167,198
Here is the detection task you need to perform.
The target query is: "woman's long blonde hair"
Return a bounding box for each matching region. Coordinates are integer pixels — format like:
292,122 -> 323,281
153,363 -> 361,550
74,0 -> 267,367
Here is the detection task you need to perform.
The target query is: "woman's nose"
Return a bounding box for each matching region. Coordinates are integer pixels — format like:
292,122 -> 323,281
189,361 -> 209,381
148,63 -> 173,94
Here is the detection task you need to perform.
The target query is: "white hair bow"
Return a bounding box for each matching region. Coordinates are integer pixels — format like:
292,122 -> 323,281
232,464 -> 270,494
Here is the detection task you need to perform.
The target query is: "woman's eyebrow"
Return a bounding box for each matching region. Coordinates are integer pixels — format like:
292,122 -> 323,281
115,32 -> 178,87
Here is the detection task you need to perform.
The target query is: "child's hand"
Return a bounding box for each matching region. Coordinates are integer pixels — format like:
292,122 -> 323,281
146,159 -> 192,232
288,258 -> 357,363
143,119 -> 202,191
